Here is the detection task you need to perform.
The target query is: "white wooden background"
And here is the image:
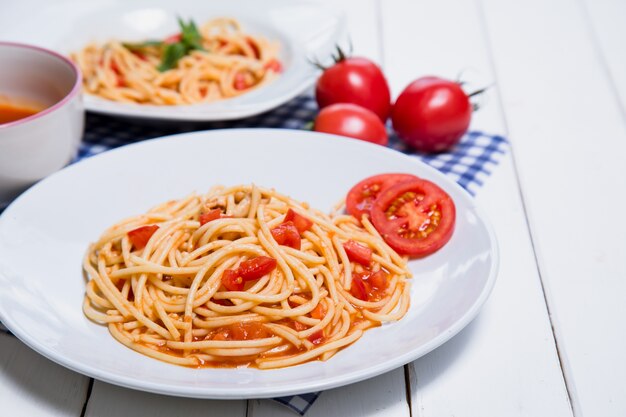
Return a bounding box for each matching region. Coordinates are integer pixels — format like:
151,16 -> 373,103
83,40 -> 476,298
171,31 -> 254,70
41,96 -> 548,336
1,0 -> 625,415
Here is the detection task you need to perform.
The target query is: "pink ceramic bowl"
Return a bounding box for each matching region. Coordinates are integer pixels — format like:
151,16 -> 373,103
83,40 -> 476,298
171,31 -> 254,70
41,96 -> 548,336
0,42 -> 84,207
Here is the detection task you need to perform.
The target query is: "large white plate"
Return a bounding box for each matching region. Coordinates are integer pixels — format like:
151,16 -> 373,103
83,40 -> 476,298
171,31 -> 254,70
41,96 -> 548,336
0,0 -> 345,121
0,129 -> 498,399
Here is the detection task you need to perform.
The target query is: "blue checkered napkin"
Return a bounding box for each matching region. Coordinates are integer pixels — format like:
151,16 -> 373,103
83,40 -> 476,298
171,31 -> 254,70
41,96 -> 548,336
76,95 -> 507,199
1,93 -> 507,415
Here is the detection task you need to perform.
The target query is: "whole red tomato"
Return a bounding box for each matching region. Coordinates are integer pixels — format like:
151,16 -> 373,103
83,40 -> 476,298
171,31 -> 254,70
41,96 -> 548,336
315,57 -> 391,122
391,77 -> 472,153
314,103 -> 388,146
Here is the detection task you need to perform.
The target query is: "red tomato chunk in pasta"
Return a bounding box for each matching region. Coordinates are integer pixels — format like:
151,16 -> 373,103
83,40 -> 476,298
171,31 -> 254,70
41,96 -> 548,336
127,225 -> 159,250
343,240 -> 372,266
350,270 -> 389,302
211,322 -> 270,341
271,221 -> 301,250
221,256 -> 278,291
199,208 -> 222,225
284,208 -> 313,233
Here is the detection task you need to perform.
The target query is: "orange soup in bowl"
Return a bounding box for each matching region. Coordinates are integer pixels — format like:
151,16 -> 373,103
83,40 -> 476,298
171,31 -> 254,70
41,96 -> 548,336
0,97 -> 45,124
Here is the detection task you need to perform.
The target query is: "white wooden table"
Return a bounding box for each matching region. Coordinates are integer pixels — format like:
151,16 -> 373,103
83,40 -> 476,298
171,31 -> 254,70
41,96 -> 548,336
2,0 -> 625,416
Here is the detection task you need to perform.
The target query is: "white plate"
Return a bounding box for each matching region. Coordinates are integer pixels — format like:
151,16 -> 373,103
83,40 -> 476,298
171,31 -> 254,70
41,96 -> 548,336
0,129 -> 498,399
0,0 -> 345,121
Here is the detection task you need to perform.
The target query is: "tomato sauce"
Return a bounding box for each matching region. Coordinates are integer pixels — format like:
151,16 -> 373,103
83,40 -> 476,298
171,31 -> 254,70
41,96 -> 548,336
134,313 -> 368,369
0,102 -> 43,124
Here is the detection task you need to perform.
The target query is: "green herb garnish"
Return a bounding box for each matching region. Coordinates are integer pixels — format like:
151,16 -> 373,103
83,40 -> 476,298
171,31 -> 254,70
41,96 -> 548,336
158,42 -> 188,72
157,17 -> 205,71
122,17 -> 206,72
178,18 -> 204,51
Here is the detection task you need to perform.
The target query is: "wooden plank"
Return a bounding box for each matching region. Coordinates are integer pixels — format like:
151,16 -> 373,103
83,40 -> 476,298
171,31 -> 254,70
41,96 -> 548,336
84,381 -> 246,417
382,0 -> 573,416
582,0 -> 626,116
251,367 -> 409,417
479,0 -> 626,415
0,333 -> 89,417
250,0 -> 411,415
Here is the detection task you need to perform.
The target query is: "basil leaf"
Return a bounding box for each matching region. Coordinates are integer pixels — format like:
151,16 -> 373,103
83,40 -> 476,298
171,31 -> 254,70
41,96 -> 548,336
156,17 -> 206,71
158,42 -> 187,72
178,17 -> 205,51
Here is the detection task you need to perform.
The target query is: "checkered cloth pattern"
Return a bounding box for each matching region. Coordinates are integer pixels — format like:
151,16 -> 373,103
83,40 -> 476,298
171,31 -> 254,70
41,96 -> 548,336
0,92 -> 507,415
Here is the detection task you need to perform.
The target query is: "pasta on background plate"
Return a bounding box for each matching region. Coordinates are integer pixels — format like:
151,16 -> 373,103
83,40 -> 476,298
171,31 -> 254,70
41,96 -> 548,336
71,18 -> 282,105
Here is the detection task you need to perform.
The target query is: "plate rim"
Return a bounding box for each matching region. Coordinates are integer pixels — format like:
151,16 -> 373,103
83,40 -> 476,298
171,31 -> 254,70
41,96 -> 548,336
0,128 -> 499,398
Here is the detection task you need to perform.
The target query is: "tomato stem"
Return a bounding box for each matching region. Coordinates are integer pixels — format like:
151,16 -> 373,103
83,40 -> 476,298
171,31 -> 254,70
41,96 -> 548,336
309,58 -> 326,70
308,42 -> 353,71
333,45 -> 346,62
467,84 -> 492,112
468,87 -> 488,97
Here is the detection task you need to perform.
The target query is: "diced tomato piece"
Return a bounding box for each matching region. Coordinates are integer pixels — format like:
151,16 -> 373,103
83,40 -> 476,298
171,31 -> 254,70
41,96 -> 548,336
223,257 -> 277,291
310,303 -> 326,320
164,33 -> 182,44
368,270 -> 388,290
110,60 -> 121,74
350,271 -> 388,301
109,61 -> 125,87
271,221 -> 301,250
284,209 -> 313,233
246,37 -> 260,59
132,51 -> 147,61
350,274 -> 369,301
234,72 -> 248,90
199,208 -> 222,225
128,225 -> 159,250
264,58 -> 282,73
343,240 -> 372,266
307,330 -> 325,345
237,256 -> 277,281
222,269 -> 244,291
230,322 -> 270,340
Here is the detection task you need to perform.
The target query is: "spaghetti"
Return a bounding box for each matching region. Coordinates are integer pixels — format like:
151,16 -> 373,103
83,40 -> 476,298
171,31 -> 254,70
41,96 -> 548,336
83,185 -> 412,369
71,18 -> 281,105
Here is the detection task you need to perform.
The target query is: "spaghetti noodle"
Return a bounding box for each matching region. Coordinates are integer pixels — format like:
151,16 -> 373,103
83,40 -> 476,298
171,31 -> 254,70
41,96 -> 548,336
83,185 -> 412,369
71,18 -> 281,105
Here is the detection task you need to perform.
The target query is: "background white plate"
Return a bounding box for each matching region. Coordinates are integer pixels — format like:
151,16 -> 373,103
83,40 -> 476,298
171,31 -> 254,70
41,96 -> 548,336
0,129 -> 498,399
1,0 -> 345,121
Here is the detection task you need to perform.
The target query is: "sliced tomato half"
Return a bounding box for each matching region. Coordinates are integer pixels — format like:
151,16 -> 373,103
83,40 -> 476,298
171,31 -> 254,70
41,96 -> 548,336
370,178 -> 455,257
346,173 -> 419,221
